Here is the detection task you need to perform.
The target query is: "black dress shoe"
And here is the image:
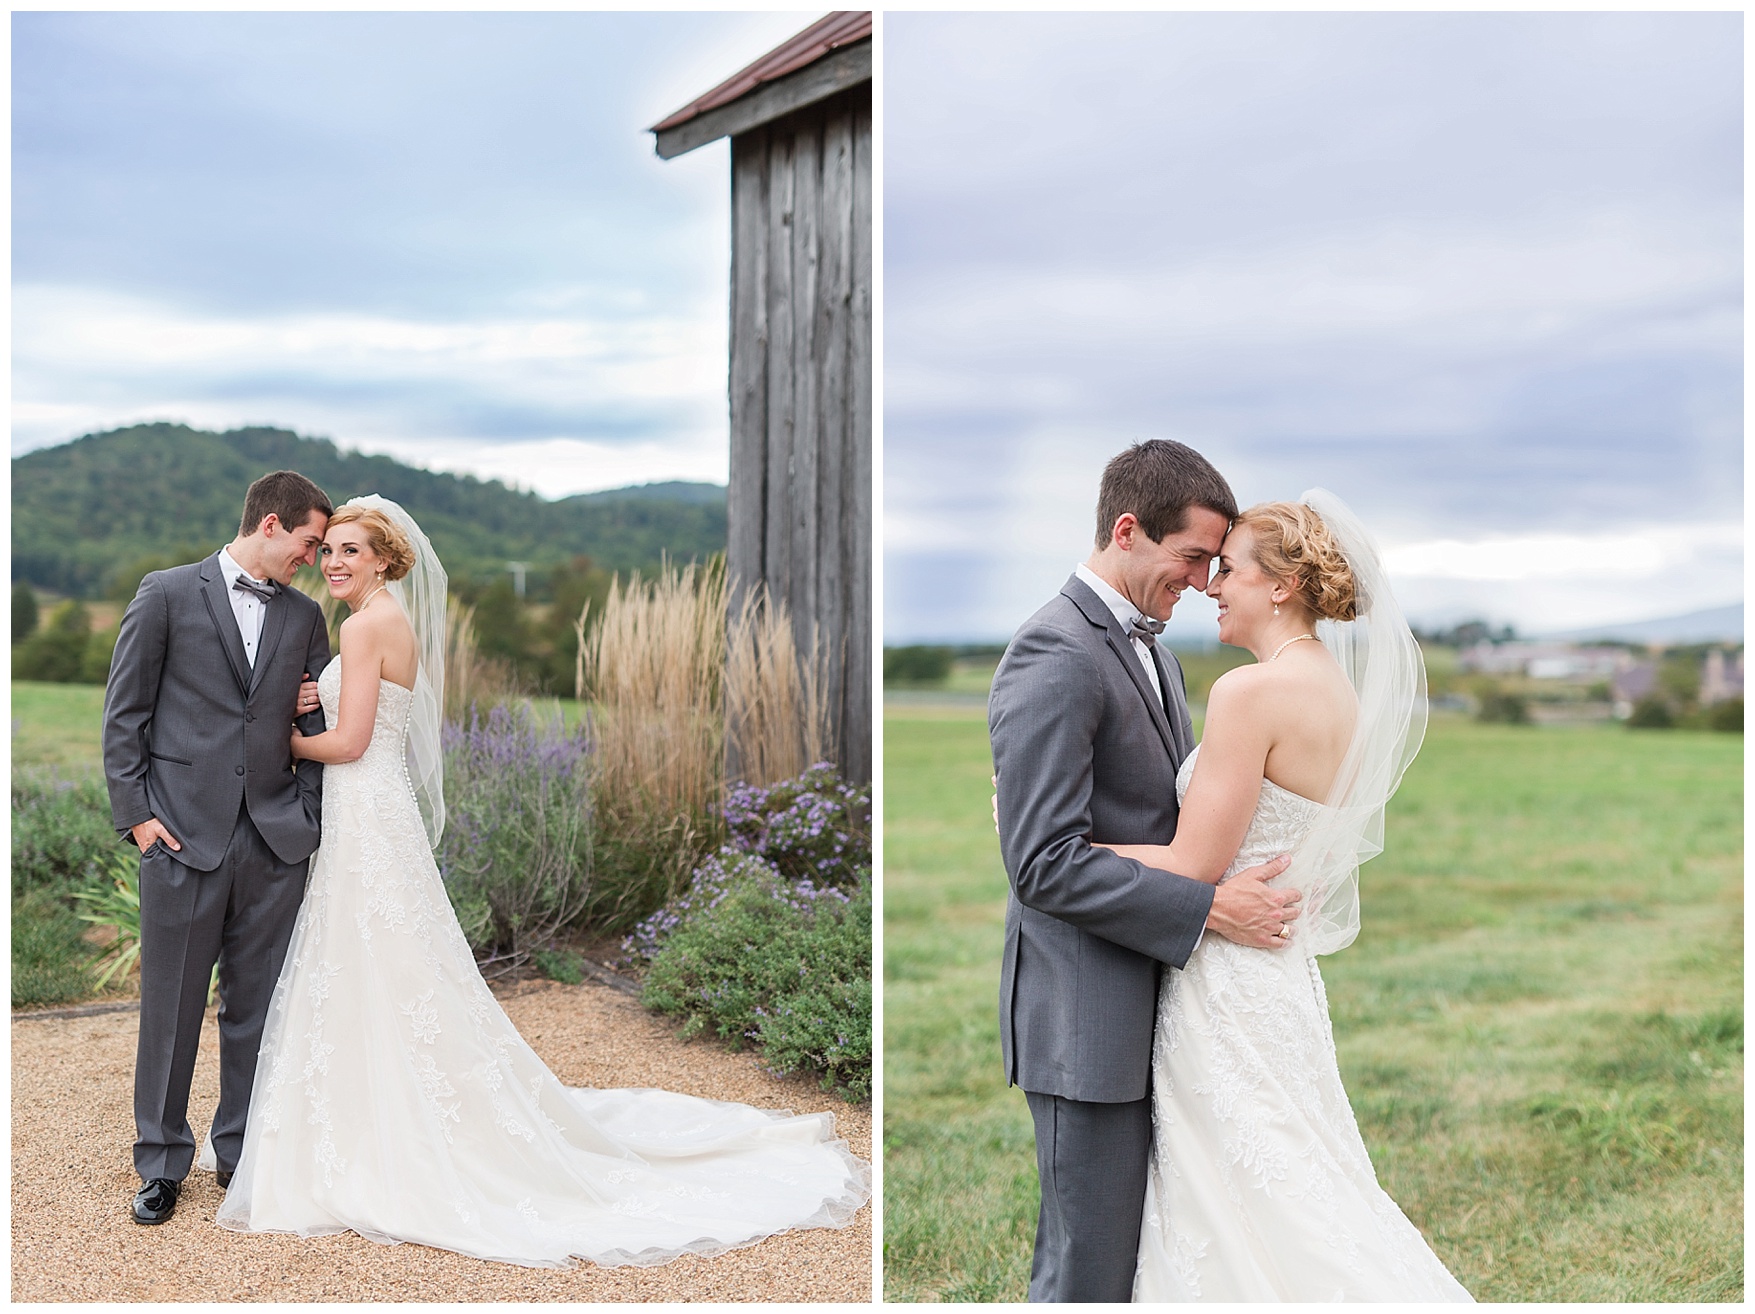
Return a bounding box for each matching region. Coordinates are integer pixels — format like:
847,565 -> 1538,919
132,1178 -> 180,1225
215,1170 -> 233,1189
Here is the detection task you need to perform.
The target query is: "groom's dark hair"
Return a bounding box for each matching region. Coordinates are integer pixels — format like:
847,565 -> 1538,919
240,471 -> 334,536
1095,440 -> 1237,548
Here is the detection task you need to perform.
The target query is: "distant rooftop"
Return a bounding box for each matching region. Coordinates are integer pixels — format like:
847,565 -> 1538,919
652,12 -> 871,159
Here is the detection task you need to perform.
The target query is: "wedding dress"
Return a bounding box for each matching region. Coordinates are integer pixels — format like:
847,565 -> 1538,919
1133,746 -> 1472,1302
201,658 -> 870,1268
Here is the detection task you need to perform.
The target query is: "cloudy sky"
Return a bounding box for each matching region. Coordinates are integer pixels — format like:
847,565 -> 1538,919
13,10 -> 811,496
884,11 -> 1742,641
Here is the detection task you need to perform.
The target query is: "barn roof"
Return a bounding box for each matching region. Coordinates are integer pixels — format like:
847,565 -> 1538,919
652,11 -> 871,159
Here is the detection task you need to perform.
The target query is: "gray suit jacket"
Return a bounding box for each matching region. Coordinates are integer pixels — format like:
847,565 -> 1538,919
102,553 -> 332,873
990,574 -> 1215,1103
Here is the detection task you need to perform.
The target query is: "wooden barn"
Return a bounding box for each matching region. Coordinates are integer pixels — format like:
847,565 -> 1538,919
652,12 -> 872,784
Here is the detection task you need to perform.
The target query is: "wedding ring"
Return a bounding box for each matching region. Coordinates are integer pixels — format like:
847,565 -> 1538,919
1277,923 -> 1290,939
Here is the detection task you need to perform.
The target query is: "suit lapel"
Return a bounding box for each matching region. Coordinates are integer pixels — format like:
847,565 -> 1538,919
1153,644 -> 1194,761
1063,576 -> 1178,764
249,588 -> 290,697
199,555 -> 252,699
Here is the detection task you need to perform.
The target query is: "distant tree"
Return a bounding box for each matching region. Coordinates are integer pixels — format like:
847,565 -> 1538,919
884,646 -> 954,685
13,583 -> 39,640
1626,695 -> 1675,729
1474,684 -> 1531,725
81,624 -> 121,686
471,575 -> 536,679
539,556 -> 614,695
1708,698 -> 1743,733
14,601 -> 92,683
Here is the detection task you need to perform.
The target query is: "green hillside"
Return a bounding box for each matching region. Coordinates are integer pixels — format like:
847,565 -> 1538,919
13,423 -> 726,599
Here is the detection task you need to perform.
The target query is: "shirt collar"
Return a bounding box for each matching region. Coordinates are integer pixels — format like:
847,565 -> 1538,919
1075,562 -> 1147,637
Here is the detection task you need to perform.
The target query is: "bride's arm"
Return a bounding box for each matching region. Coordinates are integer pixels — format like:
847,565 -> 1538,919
1099,669 -> 1272,883
291,615 -> 384,764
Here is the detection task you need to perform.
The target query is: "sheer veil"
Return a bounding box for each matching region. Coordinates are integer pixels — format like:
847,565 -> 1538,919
346,494 -> 446,848
1282,488 -> 1428,956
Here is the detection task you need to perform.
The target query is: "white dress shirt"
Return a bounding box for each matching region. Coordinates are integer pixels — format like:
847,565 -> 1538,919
1075,562 -> 1164,705
217,547 -> 270,668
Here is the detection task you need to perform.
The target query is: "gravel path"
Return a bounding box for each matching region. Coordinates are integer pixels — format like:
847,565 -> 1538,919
12,979 -> 871,1302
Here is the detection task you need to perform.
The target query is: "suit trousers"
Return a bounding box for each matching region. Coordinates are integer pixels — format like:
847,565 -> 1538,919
133,806 -> 309,1181
1025,1089 -> 1152,1303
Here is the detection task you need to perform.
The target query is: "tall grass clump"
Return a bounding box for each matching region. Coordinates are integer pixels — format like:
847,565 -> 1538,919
579,557 -> 729,926
437,702 -> 594,972
725,587 -> 835,787
12,770 -> 116,896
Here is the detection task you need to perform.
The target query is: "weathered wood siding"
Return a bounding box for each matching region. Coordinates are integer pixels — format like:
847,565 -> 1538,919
728,82 -> 872,783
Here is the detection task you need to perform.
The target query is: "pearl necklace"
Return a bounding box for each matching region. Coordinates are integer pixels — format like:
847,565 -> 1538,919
1268,633 -> 1318,662
354,582 -> 388,613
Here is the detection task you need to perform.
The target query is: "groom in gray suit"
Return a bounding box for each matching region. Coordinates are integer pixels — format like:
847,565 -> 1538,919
102,470 -> 335,1225
990,440 -> 1304,1302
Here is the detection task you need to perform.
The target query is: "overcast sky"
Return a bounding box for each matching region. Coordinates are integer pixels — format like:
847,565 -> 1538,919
13,10 -> 811,496
884,11 -> 1742,640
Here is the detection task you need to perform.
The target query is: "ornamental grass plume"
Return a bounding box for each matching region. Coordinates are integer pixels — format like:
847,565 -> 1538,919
724,585 -> 836,788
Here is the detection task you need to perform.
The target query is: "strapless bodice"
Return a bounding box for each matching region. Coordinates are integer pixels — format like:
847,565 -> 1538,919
316,658 -> 414,778
1175,744 -> 1327,881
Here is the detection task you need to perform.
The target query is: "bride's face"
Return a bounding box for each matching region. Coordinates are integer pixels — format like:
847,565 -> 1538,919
320,525 -> 386,606
1208,525 -> 1282,646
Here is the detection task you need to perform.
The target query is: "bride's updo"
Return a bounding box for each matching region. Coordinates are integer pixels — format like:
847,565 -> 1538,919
1235,501 -> 1358,622
327,504 -> 416,581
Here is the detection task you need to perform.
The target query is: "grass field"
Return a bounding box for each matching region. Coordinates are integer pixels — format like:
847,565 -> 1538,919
12,682 -> 107,774
882,705 -> 1743,1302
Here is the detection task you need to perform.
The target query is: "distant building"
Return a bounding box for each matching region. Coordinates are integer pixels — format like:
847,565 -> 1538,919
1701,649 -> 1744,705
652,12 -> 873,783
1458,641 -> 1626,680
1610,661 -> 1658,719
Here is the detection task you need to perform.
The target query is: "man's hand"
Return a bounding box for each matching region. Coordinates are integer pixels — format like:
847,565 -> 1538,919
296,674 -> 320,718
1206,855 -> 1300,948
131,818 -> 181,854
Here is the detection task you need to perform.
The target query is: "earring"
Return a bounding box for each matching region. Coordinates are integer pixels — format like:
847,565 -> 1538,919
1273,602 -> 1280,616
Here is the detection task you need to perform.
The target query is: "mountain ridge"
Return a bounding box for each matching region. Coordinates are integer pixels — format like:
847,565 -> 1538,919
12,423 -> 726,598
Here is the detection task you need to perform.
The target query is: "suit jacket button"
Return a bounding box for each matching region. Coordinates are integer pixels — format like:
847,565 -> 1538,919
235,766 -> 245,775
245,712 -> 255,723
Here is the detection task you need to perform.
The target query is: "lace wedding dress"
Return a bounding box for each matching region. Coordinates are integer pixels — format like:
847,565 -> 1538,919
1134,747 -> 1472,1302
201,660 -> 870,1268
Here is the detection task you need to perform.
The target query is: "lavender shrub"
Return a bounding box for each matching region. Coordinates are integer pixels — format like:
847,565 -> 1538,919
438,702 -> 594,967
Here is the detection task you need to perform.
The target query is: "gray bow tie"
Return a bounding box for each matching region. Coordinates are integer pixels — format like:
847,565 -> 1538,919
1127,615 -> 1165,646
232,574 -> 279,602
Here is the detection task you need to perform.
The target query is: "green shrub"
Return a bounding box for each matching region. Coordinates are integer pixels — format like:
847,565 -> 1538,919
13,600 -> 93,683
12,771 -> 117,897
13,582 -> 40,640
640,861 -> 871,1100
1475,685 -> 1531,724
885,645 -> 954,685
1708,698 -> 1743,733
1627,695 -> 1675,729
12,886 -> 98,1008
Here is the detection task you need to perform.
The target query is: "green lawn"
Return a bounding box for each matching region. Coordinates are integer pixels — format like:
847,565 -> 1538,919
882,708 -> 1743,1302
12,681 -> 107,774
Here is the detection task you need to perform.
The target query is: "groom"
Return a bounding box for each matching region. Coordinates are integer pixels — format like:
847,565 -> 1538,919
102,470 -> 335,1225
989,440 -> 1304,1302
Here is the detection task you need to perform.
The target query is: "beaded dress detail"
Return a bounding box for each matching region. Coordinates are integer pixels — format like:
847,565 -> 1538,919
204,659 -> 869,1267
1133,746 -> 1472,1302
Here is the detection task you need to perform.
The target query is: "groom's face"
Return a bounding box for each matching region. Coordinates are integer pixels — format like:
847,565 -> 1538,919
1117,507 -> 1229,622
261,510 -> 330,585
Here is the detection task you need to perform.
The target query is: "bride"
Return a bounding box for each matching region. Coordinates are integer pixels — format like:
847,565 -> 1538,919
199,494 -> 870,1268
1103,491 -> 1472,1301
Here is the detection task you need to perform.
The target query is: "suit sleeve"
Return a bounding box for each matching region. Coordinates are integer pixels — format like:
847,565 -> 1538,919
990,622 -> 1214,968
291,608 -> 332,821
101,573 -> 169,838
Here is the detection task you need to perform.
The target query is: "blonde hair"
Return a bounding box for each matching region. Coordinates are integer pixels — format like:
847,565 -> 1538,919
1234,501 -> 1357,622
326,505 -> 416,581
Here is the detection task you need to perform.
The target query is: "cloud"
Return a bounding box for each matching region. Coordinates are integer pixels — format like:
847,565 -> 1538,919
882,11 -> 1742,640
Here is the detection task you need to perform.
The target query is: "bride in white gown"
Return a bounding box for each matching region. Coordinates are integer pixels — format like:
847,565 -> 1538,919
1105,491 -> 1471,1302
198,495 -> 869,1268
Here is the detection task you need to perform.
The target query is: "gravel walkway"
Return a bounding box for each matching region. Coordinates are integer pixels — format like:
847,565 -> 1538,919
12,978 -> 871,1302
